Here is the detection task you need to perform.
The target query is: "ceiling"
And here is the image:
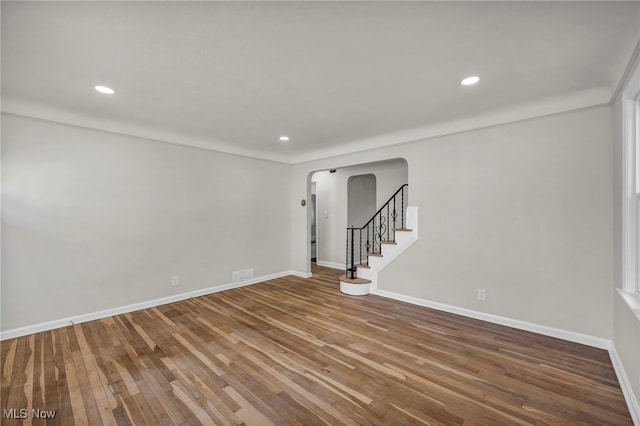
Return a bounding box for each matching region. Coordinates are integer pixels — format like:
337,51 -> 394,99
2,1 -> 639,164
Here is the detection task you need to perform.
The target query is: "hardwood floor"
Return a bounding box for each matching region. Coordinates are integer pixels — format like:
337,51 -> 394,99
1,264 -> 632,425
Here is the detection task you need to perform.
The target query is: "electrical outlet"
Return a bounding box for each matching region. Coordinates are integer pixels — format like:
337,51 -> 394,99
171,276 -> 180,287
477,289 -> 486,301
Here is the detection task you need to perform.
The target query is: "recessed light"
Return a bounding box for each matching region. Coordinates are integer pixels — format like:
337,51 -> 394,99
461,76 -> 480,86
279,136 -> 290,142
94,85 -> 115,94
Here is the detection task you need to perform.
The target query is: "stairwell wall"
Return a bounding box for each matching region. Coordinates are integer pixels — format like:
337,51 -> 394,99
310,159 -> 408,267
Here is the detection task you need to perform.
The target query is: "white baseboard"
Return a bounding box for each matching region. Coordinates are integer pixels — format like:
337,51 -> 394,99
372,289 -> 611,349
315,260 -> 345,270
374,288 -> 640,423
290,270 -> 312,279
2,271 -> 637,423
609,343 -> 640,425
0,270 -> 303,341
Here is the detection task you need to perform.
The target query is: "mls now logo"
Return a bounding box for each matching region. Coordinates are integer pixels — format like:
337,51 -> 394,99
3,408 -> 57,419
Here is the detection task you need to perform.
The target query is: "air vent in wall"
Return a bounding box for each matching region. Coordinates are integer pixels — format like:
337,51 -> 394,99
232,268 -> 253,283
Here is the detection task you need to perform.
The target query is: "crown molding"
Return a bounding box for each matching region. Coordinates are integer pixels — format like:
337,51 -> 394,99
3,86 -> 611,166
290,86 -> 611,164
1,96 -> 291,165
611,35 -> 640,105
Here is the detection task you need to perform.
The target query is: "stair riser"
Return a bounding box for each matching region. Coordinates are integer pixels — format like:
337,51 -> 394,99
340,282 -> 370,296
356,267 -> 375,280
368,256 -> 385,269
394,232 -> 412,245
381,244 -> 399,257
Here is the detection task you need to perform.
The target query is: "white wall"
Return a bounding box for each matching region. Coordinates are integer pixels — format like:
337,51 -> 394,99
310,159 -> 408,266
347,174 -> 376,228
293,106 -> 614,339
1,114 -> 292,331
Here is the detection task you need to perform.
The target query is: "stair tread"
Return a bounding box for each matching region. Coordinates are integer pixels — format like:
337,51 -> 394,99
380,241 -> 397,245
339,275 -> 371,284
355,264 -> 370,269
367,252 -> 383,257
393,228 -> 413,232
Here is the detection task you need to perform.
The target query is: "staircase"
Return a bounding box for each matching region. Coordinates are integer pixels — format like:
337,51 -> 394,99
340,184 -> 418,295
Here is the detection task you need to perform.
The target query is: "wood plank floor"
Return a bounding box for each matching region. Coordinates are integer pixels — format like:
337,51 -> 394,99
1,264 -> 632,425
